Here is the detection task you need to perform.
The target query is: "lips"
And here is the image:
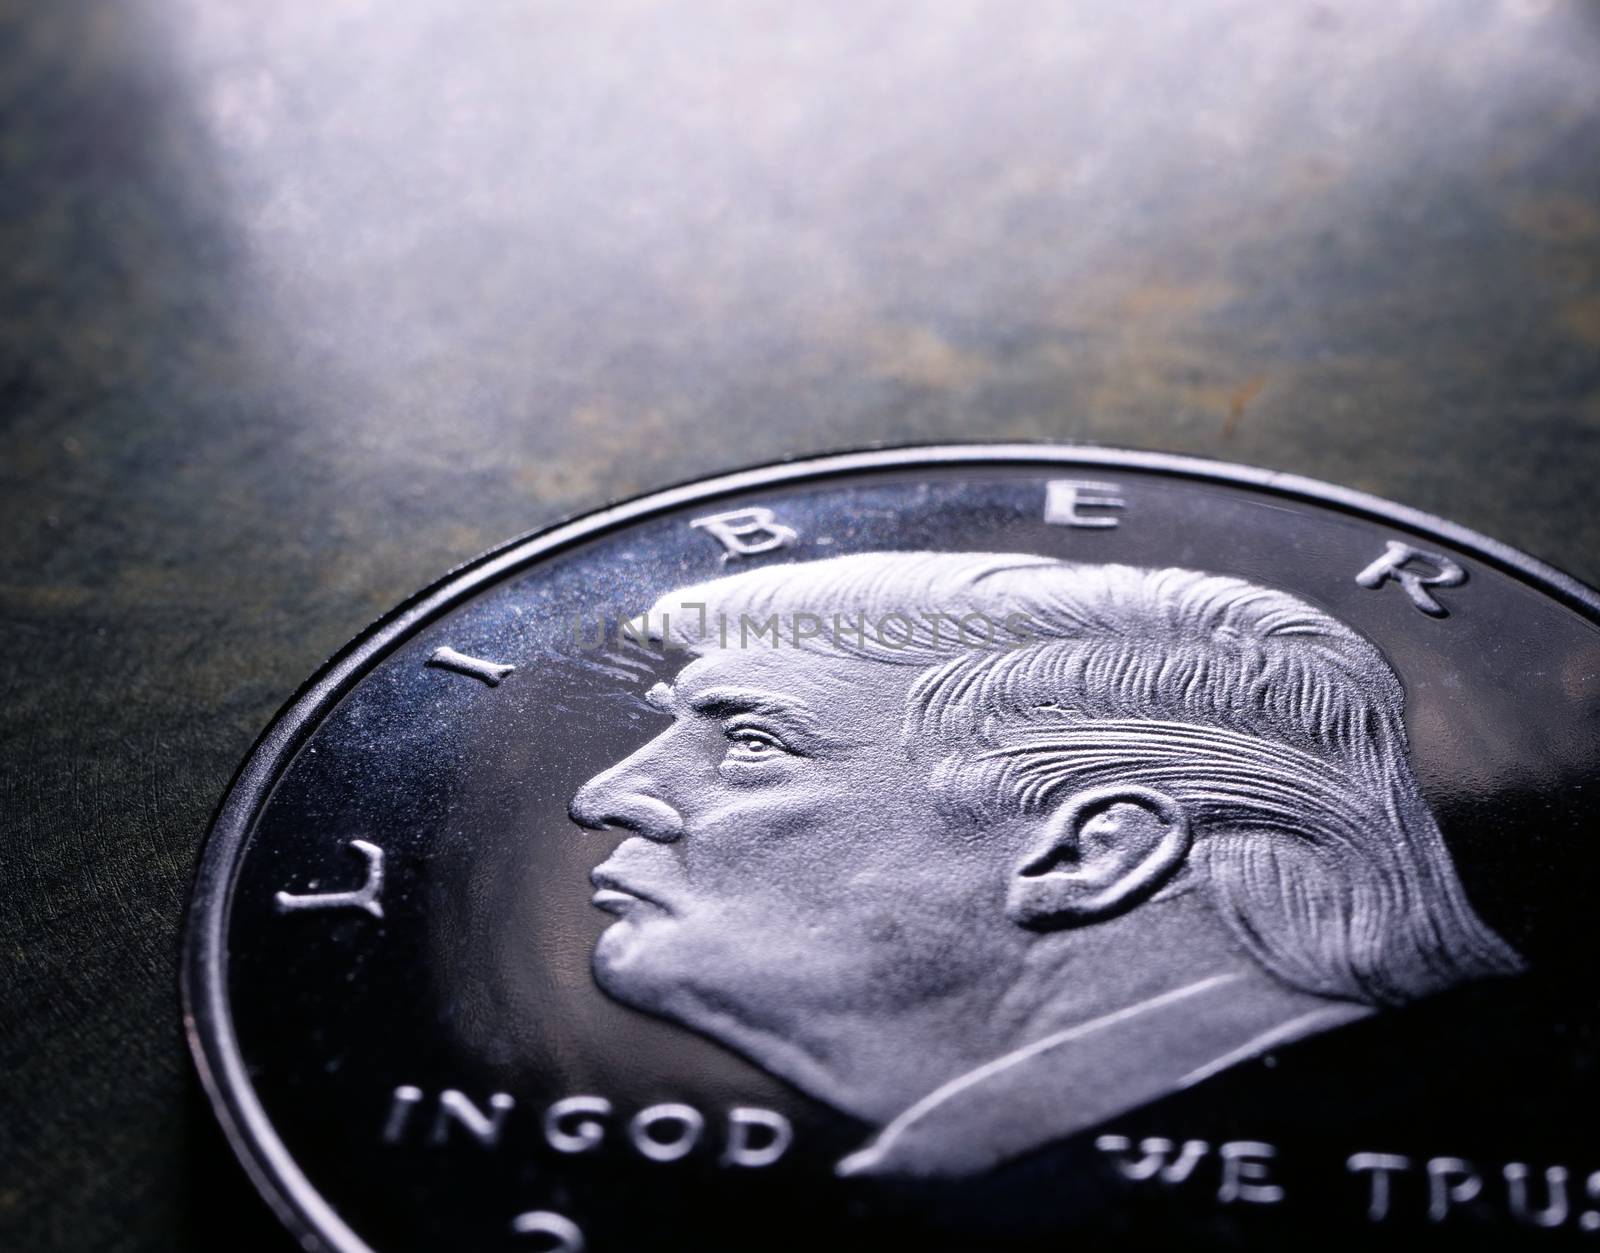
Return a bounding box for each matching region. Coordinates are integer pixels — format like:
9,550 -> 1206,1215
590,868 -> 669,916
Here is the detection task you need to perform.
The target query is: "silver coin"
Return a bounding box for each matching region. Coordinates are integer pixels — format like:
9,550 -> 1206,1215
184,446 -> 1600,1251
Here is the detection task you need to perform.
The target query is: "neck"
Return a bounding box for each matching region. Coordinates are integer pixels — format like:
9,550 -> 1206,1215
1001,891 -> 1250,1038
836,961 -> 1370,1178
704,895 -> 1299,1126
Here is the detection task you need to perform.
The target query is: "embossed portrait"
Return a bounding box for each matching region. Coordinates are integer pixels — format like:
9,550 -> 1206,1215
567,553 -> 1523,1178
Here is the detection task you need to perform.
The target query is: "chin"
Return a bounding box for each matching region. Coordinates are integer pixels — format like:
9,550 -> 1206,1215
591,919 -> 674,1012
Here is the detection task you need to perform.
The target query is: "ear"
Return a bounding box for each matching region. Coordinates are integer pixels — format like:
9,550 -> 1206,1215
1005,784 -> 1192,929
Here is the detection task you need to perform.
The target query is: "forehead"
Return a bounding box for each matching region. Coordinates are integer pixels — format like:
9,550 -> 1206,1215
669,646 -> 916,708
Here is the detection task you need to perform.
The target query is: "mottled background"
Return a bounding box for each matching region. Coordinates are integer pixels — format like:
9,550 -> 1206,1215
1,1 -> 1598,1250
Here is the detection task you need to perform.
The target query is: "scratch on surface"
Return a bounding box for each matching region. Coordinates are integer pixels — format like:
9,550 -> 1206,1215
1222,375 -> 1267,439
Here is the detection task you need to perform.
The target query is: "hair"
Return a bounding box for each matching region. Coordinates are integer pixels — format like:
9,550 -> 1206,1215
647,551 -> 1524,1007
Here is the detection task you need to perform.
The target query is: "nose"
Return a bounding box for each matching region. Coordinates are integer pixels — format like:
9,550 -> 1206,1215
568,756 -> 685,843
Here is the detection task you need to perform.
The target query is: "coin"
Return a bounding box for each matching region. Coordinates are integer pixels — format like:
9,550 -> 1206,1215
183,446 -> 1600,1251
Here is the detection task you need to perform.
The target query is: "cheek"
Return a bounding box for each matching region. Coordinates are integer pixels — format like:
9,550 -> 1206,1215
615,854 -> 1005,1016
682,786 -> 917,912
847,864 -> 1013,1006
691,808 -> 999,944
666,750 -> 998,947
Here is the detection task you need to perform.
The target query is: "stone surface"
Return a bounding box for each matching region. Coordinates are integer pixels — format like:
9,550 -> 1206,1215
1,1 -> 1597,1249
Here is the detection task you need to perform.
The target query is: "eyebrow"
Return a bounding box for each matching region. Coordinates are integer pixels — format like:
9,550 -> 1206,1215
685,685 -> 825,730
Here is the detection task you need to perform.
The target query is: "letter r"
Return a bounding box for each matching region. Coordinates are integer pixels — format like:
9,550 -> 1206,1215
1355,540 -> 1466,617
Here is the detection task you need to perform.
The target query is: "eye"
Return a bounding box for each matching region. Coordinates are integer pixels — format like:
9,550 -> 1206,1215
724,726 -> 789,759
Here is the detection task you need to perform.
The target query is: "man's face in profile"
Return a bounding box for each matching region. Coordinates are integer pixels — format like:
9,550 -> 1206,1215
570,646 -> 1021,1043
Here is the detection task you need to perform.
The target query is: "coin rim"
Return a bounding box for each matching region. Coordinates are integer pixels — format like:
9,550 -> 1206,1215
180,443 -> 1600,1253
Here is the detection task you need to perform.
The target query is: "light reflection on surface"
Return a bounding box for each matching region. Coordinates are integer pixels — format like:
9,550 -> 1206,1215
130,0 -> 1600,526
